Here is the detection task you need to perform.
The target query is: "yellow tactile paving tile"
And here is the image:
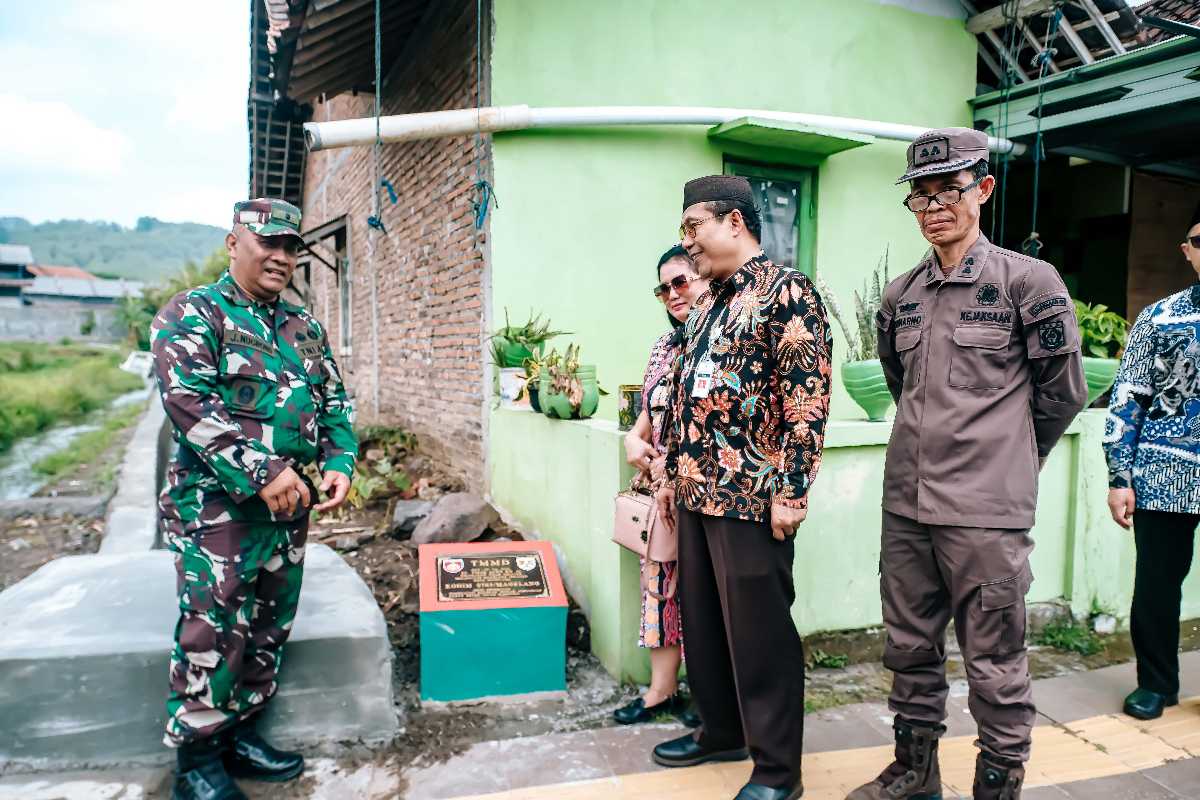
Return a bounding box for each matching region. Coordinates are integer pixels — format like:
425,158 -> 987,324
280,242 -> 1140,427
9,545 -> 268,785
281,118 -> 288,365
448,697 -> 1200,800
1138,696 -> 1200,757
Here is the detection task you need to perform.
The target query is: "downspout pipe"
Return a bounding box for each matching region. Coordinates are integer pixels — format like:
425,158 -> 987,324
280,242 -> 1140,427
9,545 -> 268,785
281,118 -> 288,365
304,104 -> 1027,157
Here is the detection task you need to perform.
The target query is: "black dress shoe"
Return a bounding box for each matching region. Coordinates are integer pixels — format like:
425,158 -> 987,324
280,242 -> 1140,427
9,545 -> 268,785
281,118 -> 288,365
733,782 -> 803,800
224,724 -> 305,782
174,739 -> 247,800
614,694 -> 683,725
677,703 -> 702,728
652,732 -> 749,768
1123,687 -> 1179,720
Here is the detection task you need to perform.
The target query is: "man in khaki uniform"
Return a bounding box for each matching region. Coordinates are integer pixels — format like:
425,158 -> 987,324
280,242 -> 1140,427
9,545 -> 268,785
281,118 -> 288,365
847,129 -> 1087,800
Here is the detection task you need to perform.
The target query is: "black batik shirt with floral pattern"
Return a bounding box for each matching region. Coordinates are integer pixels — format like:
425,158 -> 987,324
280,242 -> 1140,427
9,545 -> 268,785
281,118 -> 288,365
665,254 -> 833,523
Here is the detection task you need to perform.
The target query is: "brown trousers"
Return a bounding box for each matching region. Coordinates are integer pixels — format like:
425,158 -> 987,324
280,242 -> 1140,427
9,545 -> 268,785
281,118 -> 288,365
676,505 -> 805,789
881,510 -> 1036,763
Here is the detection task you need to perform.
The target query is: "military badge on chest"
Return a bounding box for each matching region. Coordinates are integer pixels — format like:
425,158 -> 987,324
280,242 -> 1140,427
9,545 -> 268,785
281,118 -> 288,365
1038,320 -> 1066,351
976,284 -> 1000,306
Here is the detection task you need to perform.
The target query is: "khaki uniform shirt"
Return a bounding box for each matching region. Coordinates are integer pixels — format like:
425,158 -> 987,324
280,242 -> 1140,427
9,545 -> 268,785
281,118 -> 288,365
876,234 -> 1087,529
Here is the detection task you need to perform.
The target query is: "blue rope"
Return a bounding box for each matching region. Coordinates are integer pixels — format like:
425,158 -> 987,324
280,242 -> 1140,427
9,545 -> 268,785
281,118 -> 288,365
471,0 -> 494,230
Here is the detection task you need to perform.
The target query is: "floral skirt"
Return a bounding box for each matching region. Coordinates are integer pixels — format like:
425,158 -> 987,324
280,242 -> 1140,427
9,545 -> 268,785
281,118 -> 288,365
639,558 -> 683,649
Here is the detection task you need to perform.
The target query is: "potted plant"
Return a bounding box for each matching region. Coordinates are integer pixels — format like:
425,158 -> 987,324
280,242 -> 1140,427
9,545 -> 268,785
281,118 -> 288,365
817,248 -> 894,422
489,310 -> 569,407
520,354 -> 544,413
539,344 -> 600,420
1075,300 -> 1128,406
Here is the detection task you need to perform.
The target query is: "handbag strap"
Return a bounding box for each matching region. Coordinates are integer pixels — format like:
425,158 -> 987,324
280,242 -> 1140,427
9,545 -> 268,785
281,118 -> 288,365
640,498 -> 678,601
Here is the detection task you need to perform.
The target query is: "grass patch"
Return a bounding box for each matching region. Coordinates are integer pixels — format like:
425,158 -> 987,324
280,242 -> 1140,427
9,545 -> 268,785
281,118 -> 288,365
809,648 -> 850,669
32,402 -> 145,478
1035,621 -> 1104,656
0,343 -> 142,453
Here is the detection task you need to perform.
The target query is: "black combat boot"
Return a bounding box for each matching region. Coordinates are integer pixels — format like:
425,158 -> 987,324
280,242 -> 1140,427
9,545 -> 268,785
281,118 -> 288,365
224,716 -> 305,782
972,753 -> 1024,800
845,719 -> 945,799
173,736 -> 247,800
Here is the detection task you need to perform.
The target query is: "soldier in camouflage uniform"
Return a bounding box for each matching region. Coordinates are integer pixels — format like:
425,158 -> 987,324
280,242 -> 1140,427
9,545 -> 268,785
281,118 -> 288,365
151,198 -> 357,800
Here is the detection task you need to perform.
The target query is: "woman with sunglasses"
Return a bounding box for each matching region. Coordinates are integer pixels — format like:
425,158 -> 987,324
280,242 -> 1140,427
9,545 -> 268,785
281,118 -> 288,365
614,245 -> 709,726
1106,202 -> 1200,722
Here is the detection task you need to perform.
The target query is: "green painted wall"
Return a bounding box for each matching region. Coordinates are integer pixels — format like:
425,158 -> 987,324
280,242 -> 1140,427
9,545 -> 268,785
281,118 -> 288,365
481,1 -> 1179,686
489,0 -> 978,422
491,410 -> 1199,683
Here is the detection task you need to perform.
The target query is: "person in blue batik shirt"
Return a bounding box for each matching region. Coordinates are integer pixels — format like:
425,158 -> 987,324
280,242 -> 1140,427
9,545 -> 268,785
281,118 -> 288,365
1103,201 -> 1200,722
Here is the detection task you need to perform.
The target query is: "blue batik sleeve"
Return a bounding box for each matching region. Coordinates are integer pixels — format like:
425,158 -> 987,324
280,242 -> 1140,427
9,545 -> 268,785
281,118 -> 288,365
1102,306 -> 1156,489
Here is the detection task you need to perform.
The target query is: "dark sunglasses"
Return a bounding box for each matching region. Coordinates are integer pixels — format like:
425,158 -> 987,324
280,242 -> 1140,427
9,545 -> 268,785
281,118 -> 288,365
1188,235 -> 1200,249
652,274 -> 693,300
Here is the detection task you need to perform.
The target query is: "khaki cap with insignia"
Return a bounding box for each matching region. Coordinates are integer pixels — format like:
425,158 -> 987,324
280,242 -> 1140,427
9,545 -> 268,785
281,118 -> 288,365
896,127 -> 990,185
233,198 -> 304,240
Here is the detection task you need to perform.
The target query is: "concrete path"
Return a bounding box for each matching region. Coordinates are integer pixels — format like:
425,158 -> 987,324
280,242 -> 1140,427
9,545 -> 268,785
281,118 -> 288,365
412,652 -> 1200,800
8,653 -> 1200,799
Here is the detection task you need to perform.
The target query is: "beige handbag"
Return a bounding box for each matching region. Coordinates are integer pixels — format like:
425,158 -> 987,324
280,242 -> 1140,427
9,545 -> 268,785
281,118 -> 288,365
612,484 -> 678,563
612,484 -> 679,600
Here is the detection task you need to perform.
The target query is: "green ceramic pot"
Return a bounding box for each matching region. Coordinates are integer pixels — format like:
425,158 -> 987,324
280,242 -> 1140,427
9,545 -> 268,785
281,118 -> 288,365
495,337 -> 541,369
842,359 -> 893,422
1082,356 -> 1119,407
540,365 -> 600,420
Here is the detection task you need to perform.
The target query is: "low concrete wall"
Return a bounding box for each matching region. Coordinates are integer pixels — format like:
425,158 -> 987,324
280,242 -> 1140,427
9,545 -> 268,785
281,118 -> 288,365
0,545 -> 397,768
0,304 -> 126,342
488,408 -> 1149,683
101,390 -> 167,554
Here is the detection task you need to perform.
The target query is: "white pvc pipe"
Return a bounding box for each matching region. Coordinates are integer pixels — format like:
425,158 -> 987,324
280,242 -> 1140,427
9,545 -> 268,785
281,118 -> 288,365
304,104 -> 1026,156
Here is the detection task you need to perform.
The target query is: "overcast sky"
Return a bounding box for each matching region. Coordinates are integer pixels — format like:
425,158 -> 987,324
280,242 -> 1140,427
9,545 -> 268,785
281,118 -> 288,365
0,1 -> 247,228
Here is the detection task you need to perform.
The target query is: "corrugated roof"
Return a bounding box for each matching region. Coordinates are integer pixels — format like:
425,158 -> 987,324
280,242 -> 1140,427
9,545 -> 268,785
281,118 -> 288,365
0,245 -> 34,266
28,264 -> 98,280
24,276 -> 144,300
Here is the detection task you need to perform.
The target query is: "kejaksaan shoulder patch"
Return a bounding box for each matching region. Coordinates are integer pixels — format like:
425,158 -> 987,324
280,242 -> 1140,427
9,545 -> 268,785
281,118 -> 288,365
1029,295 -> 1067,318
1038,320 -> 1066,351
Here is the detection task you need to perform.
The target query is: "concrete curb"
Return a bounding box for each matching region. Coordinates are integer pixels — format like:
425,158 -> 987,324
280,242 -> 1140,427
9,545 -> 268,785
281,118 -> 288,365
99,389 -> 167,554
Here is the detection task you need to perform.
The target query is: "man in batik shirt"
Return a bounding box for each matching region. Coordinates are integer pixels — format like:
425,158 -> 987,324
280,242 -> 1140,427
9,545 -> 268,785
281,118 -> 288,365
653,175 -> 832,800
1105,202 -> 1200,722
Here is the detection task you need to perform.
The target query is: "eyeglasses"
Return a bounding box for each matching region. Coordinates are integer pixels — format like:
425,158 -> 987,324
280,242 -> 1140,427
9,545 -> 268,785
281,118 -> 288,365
678,212 -> 727,240
653,274 -> 694,300
1187,235 -> 1200,249
902,176 -> 985,213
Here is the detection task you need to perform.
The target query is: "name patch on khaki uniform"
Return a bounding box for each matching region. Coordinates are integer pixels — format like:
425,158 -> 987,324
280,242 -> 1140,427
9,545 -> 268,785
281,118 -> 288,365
960,309 -> 1013,325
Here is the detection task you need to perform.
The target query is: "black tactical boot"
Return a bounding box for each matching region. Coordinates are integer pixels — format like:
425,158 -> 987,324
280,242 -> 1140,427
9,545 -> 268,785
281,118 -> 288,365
972,754 -> 1024,800
845,719 -> 945,799
173,736 -> 247,800
224,717 -> 305,782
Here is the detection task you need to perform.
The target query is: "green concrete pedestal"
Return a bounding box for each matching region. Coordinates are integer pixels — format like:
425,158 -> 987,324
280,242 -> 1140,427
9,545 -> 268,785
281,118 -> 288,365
419,540 -> 567,703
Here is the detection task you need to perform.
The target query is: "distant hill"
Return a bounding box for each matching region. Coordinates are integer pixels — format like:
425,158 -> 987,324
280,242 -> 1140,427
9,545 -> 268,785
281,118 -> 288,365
0,217 -> 227,282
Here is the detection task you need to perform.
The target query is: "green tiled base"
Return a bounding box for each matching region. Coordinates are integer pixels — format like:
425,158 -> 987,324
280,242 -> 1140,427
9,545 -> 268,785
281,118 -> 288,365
420,606 -> 567,702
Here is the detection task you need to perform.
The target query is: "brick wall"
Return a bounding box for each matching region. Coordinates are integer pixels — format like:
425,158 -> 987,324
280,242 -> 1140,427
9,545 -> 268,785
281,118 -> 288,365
301,0 -> 490,488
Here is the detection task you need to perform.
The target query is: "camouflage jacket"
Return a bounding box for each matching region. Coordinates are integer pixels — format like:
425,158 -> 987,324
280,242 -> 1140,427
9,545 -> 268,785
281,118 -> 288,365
152,271 -> 357,532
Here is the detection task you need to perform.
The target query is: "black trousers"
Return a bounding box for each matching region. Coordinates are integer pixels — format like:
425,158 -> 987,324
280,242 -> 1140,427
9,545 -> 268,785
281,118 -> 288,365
676,505 -> 805,789
1132,508 -> 1200,696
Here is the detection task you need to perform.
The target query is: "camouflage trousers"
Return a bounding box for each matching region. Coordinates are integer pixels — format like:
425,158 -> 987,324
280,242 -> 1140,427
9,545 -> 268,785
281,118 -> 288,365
163,518 -> 308,747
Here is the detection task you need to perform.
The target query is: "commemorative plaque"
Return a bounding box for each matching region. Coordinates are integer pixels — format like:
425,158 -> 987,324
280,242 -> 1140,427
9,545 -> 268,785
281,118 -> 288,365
436,551 -> 550,602
418,540 -> 567,703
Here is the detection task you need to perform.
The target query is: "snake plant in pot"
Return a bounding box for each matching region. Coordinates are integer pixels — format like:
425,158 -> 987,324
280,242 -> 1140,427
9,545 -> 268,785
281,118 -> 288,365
817,247 -> 893,421
489,310 -> 569,407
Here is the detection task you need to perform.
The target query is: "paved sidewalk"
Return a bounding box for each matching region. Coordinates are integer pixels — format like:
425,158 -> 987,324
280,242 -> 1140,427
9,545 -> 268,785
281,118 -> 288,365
5,653 -> 1200,799
408,652 -> 1200,800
